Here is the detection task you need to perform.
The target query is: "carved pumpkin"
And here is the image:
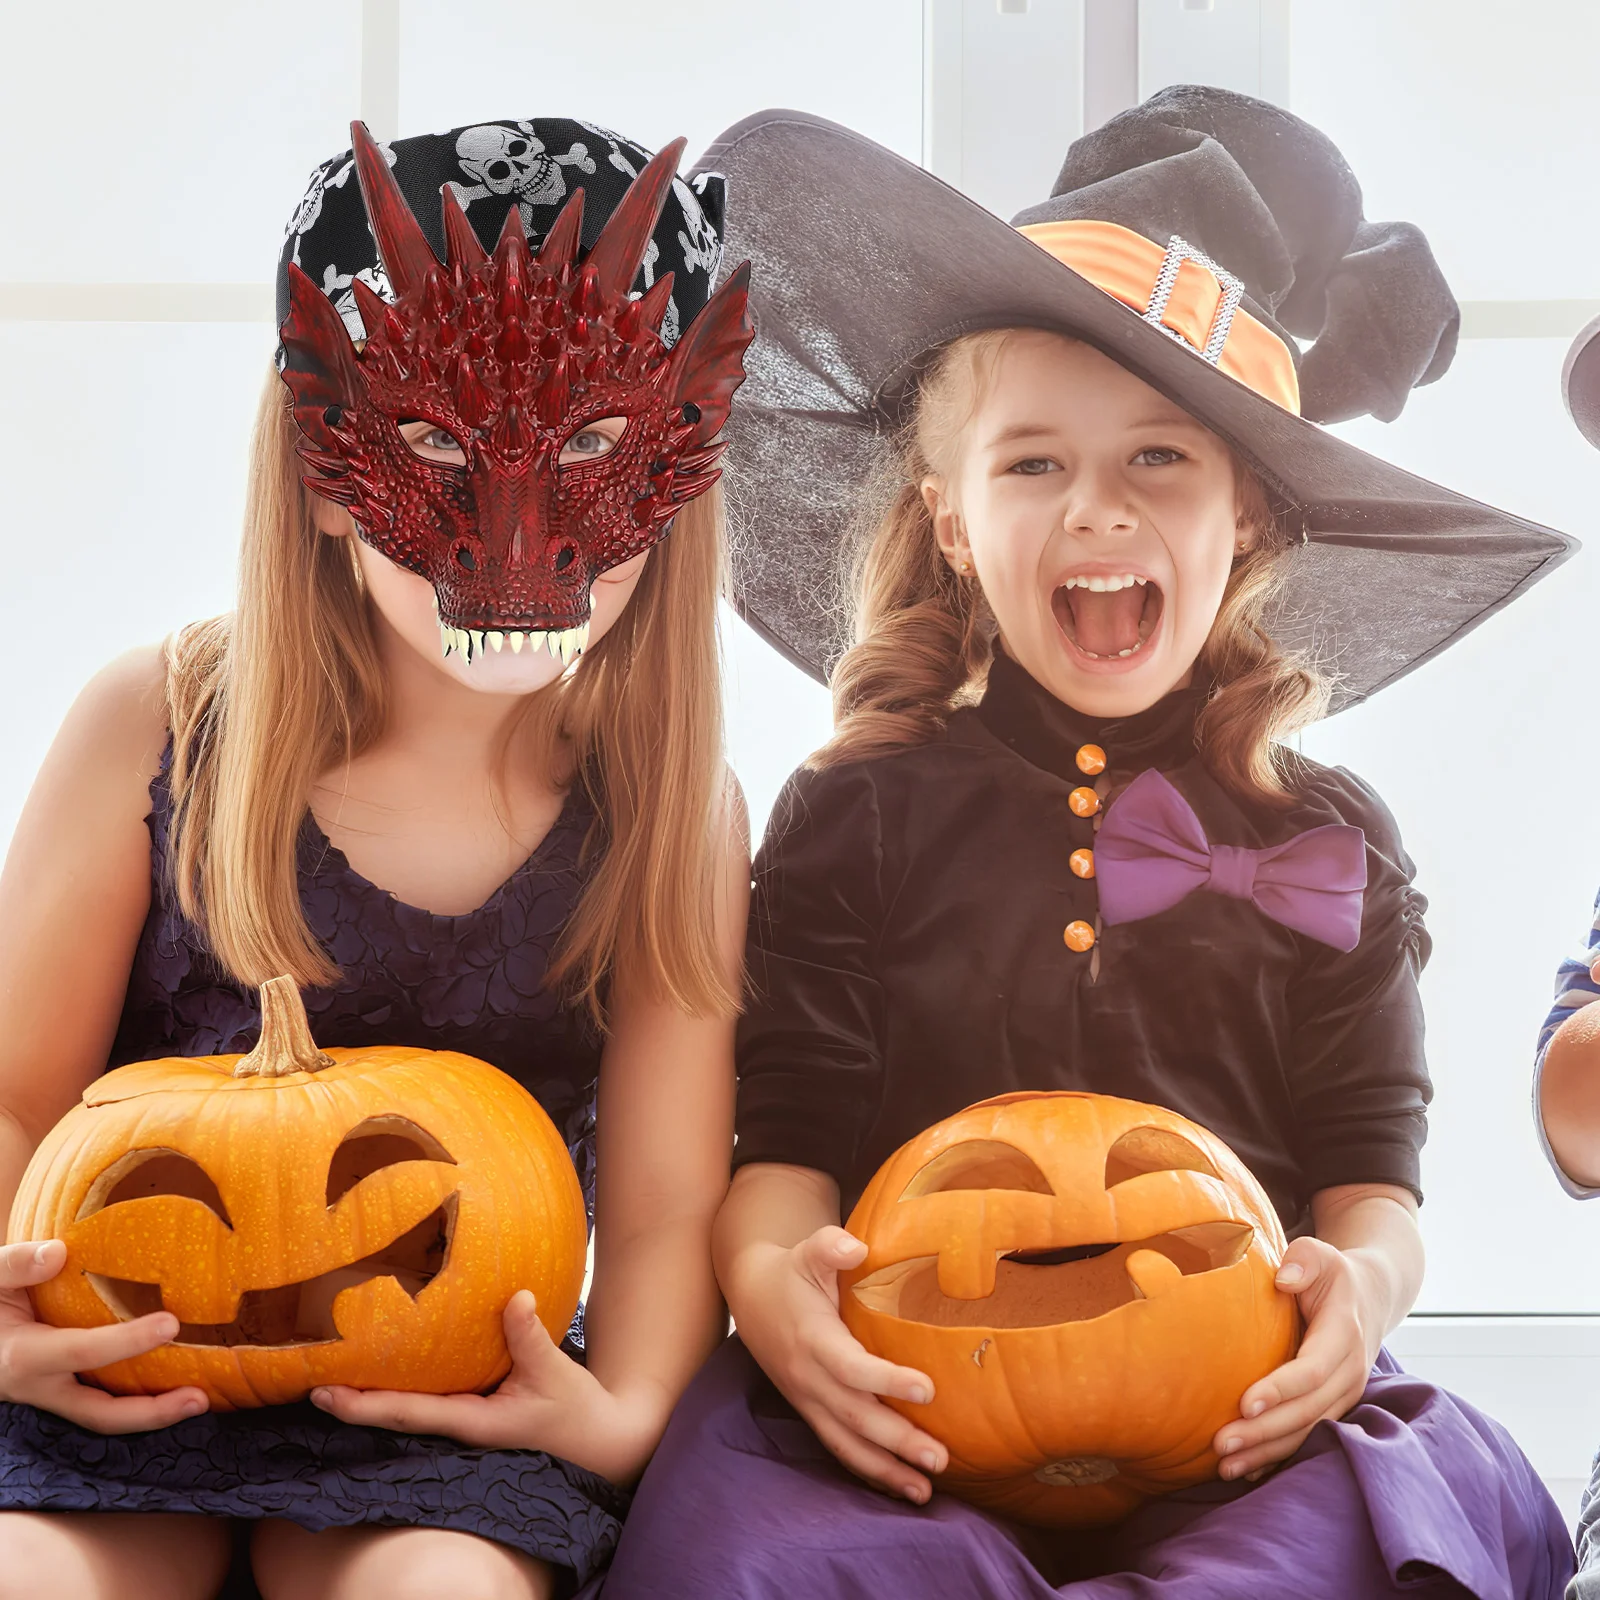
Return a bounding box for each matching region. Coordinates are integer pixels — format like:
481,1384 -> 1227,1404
8,978 -> 587,1411
840,1091 -> 1299,1526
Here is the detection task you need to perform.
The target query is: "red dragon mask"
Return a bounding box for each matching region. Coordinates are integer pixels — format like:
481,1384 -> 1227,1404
278,121 -> 754,666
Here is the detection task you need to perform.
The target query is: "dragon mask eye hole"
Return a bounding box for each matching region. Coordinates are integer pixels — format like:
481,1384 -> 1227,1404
396,418 -> 467,465
1104,1126 -> 1221,1189
559,417 -> 628,468
325,1117 -> 456,1207
77,1149 -> 232,1228
899,1140 -> 1055,1200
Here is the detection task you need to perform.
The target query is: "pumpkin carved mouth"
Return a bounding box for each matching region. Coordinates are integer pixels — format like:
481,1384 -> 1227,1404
87,1197 -> 456,1349
72,1115 -> 460,1351
849,1221 -> 1254,1329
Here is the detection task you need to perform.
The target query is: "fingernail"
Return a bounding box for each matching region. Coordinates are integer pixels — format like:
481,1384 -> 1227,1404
1219,1435 -> 1242,1454
906,1484 -> 928,1504
1220,1460 -> 1242,1480
182,1398 -> 206,1417
1243,1399 -> 1266,1418
310,1388 -> 332,1408
1276,1264 -> 1304,1285
908,1386 -> 932,1405
32,1243 -> 53,1266
1246,1468 -> 1267,1483
921,1451 -> 940,1472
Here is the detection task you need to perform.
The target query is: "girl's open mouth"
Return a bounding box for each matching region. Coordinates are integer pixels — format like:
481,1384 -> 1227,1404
1051,573 -> 1164,662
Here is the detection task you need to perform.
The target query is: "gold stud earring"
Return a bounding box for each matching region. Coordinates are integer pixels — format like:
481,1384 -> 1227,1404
959,559 -> 972,573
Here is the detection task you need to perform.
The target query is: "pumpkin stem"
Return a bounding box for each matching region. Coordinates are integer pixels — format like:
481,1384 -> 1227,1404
236,976 -> 335,1078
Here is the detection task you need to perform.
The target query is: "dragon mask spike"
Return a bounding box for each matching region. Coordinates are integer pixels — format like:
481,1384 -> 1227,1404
535,187 -> 586,279
350,120 -> 440,297
585,138 -> 687,302
440,184 -> 489,276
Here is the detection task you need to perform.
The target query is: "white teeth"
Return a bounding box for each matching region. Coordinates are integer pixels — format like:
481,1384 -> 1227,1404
488,631 -> 504,653
469,629 -> 485,657
509,631 -> 524,654
1065,573 -> 1144,592
439,621 -> 454,658
455,627 -> 471,659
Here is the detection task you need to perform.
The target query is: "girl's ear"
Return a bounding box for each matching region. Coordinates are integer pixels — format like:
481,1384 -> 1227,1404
922,476 -> 970,573
310,496 -> 357,539
1232,505 -> 1259,558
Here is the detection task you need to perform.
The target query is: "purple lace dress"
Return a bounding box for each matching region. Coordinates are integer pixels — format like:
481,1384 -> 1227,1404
0,748 -> 627,1592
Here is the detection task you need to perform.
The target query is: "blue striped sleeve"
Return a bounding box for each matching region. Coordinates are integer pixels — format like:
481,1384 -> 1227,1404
1534,885 -> 1600,1198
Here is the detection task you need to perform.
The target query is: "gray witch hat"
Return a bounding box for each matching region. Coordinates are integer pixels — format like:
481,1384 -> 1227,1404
1564,311 -> 1600,449
694,89 -> 1574,710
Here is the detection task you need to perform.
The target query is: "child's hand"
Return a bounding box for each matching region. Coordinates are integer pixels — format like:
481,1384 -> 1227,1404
730,1225 -> 947,1504
1588,953 -> 1600,986
1211,1235 -> 1378,1481
0,1239 -> 209,1433
309,1290 -> 657,1484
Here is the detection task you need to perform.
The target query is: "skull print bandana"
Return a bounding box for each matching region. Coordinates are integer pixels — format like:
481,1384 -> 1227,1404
277,119 -> 754,666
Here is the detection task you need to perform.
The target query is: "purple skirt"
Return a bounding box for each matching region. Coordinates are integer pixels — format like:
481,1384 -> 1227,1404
601,1337 -> 1573,1600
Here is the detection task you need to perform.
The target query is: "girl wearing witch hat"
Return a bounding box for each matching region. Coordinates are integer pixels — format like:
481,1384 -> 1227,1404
604,89 -> 1576,1598
0,118 -> 751,1597
1531,314 -> 1600,1600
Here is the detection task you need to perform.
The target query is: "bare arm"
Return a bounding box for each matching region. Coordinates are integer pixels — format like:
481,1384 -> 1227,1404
0,645 -> 209,1429
1539,1004 -> 1600,1188
712,1160 -> 948,1503
577,783 -> 750,1478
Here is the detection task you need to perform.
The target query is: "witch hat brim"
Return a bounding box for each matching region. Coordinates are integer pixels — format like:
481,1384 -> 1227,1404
1564,312 -> 1600,450
697,109 -> 1574,712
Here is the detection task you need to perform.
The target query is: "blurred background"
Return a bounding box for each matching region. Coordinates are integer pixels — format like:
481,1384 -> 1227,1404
3,0 -> 1598,1516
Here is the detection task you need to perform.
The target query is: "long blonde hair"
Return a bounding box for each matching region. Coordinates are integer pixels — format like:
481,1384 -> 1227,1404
817,330 -> 1328,805
166,371 -> 734,1024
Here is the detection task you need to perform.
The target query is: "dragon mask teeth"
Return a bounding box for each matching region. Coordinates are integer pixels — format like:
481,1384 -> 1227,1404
437,621 -> 591,667
278,119 -> 754,632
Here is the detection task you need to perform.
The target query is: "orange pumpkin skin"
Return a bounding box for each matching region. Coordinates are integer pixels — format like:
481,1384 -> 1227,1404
8,1006 -> 587,1411
840,1091 -> 1299,1527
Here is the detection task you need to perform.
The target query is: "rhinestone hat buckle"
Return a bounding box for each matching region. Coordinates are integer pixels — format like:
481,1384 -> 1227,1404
1141,234 -> 1245,365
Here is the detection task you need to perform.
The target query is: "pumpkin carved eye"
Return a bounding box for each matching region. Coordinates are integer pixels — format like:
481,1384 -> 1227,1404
77,1148 -> 232,1227
899,1140 -> 1054,1200
325,1116 -> 456,1206
1104,1126 -> 1220,1188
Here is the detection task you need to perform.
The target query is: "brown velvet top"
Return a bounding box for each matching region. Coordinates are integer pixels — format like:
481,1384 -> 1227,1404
734,652 -> 1432,1233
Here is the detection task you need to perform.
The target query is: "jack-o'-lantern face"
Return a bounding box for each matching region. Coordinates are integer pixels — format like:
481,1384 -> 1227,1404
840,1092 -> 1299,1526
8,981 -> 587,1411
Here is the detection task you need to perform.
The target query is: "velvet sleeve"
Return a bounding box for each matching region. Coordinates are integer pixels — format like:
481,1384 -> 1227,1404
1283,767 -> 1432,1202
733,762 -> 887,1192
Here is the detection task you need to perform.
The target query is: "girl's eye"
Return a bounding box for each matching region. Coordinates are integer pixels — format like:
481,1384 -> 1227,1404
560,418 -> 628,466
1133,446 -> 1186,467
398,422 -> 466,462
1008,457 -> 1057,476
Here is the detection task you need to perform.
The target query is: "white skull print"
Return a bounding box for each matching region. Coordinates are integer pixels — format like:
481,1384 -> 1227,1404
320,261 -> 393,341
450,122 -> 598,222
284,141 -> 394,268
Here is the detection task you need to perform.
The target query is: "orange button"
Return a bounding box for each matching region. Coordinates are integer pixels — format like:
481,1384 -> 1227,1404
1063,920 -> 1097,953
1075,744 -> 1107,776
1070,848 -> 1095,880
1068,786 -> 1101,819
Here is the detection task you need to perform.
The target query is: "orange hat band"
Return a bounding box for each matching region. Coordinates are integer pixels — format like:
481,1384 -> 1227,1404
1016,219 -> 1301,416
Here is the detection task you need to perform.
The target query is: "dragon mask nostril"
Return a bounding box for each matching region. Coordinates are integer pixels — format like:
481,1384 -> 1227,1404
454,545 -> 477,571
555,546 -> 577,572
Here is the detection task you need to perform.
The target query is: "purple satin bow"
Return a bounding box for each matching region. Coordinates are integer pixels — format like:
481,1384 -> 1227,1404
1095,769 -> 1368,951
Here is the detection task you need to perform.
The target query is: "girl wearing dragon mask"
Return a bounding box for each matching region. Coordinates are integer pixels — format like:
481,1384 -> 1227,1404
0,115 -> 752,1600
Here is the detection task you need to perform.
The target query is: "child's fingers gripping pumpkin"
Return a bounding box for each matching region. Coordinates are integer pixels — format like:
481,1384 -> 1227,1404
1213,1236 -> 1374,1479
0,1239 -> 209,1433
747,1226 -> 946,1503
313,1292 -> 655,1484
